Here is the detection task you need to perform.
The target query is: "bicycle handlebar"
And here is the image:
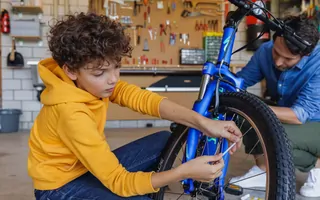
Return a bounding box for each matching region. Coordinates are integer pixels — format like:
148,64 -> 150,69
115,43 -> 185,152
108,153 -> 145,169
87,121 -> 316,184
228,0 -> 312,54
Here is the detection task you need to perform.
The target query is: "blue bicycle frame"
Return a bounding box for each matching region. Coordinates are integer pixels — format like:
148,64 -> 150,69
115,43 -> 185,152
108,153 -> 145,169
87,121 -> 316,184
181,8 -> 247,200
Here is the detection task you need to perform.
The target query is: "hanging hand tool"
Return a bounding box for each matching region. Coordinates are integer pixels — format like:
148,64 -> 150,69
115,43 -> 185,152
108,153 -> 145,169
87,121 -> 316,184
133,0 -> 142,16
147,5 -> 151,23
173,20 -> 178,28
167,1 -> 171,14
171,0 -> 176,11
160,24 -> 165,52
160,23 -> 166,36
203,18 -> 208,31
154,28 -> 157,40
169,33 -> 176,45
157,1 -> 164,9
103,0 -> 109,16
181,9 -> 223,17
199,20 -> 203,31
160,38 -> 165,52
113,3 -> 119,20
143,39 -> 150,51
144,11 -> 147,28
195,20 -> 200,31
136,25 -> 143,45
148,26 -> 153,40
165,20 -> 171,32
132,27 -> 137,46
182,0 -> 193,9
213,19 -> 218,32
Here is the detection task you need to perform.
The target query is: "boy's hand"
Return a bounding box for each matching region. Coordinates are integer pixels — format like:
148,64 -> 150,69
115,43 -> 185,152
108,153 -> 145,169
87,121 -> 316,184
176,154 -> 224,182
200,118 -> 242,155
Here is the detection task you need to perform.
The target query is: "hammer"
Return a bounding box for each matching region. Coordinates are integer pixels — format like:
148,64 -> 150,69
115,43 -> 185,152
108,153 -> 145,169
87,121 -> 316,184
136,25 -> 143,45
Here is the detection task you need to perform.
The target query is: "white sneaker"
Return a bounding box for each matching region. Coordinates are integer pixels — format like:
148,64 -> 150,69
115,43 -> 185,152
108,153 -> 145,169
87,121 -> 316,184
229,166 -> 266,188
300,168 -> 320,197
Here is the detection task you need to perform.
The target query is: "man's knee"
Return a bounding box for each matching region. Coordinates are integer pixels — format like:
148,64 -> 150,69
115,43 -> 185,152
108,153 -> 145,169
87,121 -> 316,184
293,149 -> 318,172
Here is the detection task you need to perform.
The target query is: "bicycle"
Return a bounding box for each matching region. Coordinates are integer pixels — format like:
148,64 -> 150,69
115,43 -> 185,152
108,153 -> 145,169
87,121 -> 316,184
151,0 -> 312,199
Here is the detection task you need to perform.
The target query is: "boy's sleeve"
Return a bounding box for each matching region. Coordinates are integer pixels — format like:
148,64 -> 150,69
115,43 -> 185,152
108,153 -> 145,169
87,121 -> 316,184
109,80 -> 166,118
58,109 -> 159,197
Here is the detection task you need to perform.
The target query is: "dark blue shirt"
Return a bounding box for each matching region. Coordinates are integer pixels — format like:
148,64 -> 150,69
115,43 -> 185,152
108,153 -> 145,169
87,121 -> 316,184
236,41 -> 320,123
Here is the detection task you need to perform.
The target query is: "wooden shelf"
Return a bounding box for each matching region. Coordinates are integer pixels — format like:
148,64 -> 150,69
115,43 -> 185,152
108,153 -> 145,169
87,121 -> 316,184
11,36 -> 41,40
12,6 -> 43,13
121,63 -> 245,69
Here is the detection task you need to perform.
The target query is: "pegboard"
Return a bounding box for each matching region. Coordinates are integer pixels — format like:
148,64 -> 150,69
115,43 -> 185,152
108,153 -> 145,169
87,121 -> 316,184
100,0 -> 225,66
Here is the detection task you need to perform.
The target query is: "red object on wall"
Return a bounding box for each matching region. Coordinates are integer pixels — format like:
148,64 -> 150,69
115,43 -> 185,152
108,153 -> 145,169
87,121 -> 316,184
246,0 -> 270,26
1,9 -> 10,34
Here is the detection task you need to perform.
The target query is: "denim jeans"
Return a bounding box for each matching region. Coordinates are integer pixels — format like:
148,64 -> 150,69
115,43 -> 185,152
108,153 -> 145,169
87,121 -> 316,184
34,130 -> 171,200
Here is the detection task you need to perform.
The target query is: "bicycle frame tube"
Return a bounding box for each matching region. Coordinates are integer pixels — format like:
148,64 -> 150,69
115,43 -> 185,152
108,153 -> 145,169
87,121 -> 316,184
183,7 -> 247,197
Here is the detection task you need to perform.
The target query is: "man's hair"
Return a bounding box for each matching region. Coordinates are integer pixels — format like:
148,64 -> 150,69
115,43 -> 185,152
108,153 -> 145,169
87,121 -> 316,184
48,12 -> 132,70
273,14 -> 319,56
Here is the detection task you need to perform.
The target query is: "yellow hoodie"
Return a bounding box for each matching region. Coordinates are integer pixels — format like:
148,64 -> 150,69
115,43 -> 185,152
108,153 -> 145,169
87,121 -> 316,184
27,58 -> 166,197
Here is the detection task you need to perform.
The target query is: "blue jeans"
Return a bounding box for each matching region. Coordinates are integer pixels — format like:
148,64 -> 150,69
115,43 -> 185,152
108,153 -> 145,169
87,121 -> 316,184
34,131 -> 171,200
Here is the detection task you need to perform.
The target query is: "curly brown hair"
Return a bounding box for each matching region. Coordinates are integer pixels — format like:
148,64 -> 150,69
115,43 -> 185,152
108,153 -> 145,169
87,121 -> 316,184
47,12 -> 132,70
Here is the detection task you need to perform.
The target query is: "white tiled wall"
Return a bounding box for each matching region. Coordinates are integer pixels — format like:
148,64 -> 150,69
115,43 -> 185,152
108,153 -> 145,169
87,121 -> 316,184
1,0 -> 88,130
1,0 -> 261,130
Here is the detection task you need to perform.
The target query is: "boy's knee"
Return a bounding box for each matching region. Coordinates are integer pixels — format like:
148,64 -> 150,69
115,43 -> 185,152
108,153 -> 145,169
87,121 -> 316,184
153,130 -> 171,141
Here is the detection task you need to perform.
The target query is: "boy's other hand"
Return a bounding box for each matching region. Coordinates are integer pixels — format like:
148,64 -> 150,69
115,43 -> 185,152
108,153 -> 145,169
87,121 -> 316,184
200,118 -> 242,155
176,154 -> 224,182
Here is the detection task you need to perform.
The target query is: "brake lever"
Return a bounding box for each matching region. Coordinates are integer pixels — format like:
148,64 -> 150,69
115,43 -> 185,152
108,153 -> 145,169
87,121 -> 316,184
282,24 -> 311,54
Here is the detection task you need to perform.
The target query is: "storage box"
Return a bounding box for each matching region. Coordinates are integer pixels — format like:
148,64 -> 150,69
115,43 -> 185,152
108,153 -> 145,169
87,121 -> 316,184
10,18 -> 41,38
180,49 -> 205,65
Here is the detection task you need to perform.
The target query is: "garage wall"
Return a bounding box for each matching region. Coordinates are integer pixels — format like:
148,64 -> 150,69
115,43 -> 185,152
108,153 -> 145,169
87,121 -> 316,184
1,0 -> 88,130
0,0 -> 262,130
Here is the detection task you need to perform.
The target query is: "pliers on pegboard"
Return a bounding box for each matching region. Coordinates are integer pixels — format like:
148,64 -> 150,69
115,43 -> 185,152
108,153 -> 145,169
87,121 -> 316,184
182,0 -> 193,9
160,38 -> 165,52
160,23 -> 166,36
195,20 -> 203,31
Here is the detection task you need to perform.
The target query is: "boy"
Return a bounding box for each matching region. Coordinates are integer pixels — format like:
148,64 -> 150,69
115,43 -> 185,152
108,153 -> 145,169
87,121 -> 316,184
28,13 -> 241,199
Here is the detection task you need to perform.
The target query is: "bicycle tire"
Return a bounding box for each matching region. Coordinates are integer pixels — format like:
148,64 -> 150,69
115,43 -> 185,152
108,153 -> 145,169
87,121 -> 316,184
152,92 -> 295,200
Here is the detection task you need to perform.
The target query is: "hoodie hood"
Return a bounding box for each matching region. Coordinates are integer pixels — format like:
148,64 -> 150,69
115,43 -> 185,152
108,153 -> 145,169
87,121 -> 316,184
39,58 -> 99,105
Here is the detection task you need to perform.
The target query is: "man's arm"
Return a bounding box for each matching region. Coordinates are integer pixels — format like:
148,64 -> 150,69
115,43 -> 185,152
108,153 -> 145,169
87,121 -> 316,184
236,44 -> 265,89
290,70 -> 320,124
269,66 -> 320,124
269,106 -> 302,124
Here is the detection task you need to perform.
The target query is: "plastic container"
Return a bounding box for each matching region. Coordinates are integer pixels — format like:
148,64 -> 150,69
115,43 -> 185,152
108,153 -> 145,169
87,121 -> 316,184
0,109 -> 22,133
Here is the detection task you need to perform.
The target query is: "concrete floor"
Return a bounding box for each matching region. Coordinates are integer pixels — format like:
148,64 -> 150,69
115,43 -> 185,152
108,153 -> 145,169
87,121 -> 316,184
0,127 -> 319,200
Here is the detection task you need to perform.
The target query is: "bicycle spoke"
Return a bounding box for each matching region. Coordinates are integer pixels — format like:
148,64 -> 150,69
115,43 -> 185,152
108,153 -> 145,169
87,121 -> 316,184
242,187 -> 266,192
244,139 -> 261,161
176,192 -> 185,200
230,113 -> 236,121
229,172 -> 266,185
239,118 -> 246,130
242,126 -> 253,138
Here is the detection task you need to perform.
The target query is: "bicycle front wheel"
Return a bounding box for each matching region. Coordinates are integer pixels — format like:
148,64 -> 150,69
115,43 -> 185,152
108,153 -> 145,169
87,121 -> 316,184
152,92 -> 295,200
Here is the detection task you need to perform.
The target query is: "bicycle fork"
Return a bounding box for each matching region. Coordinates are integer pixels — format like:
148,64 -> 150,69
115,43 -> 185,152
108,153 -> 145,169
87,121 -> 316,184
182,78 -> 232,199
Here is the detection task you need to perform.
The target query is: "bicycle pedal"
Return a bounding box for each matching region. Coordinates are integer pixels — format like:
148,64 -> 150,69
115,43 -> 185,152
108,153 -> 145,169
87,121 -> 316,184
224,183 -> 243,196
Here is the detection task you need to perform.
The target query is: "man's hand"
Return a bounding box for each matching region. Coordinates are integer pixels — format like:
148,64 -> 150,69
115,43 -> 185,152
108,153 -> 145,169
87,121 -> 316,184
200,118 -> 242,155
